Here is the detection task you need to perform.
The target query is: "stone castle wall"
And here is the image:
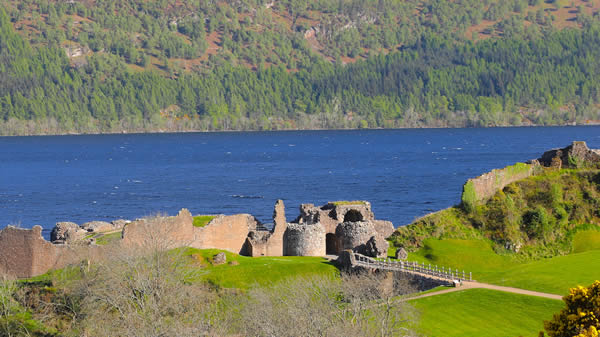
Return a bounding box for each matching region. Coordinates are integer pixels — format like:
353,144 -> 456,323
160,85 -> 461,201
461,162 -> 535,210
0,226 -> 86,278
461,141 -> 600,211
246,199 -> 287,257
122,209 -> 196,248
194,214 -> 259,255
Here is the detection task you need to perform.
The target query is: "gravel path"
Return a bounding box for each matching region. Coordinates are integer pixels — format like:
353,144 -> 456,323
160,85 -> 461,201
406,281 -> 563,301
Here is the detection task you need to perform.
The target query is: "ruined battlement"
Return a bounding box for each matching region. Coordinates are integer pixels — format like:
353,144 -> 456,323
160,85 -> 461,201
0,199 -> 395,278
461,141 -> 600,211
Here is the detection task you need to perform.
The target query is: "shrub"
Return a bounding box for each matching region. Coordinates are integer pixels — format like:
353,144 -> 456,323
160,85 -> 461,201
543,281 -> 600,337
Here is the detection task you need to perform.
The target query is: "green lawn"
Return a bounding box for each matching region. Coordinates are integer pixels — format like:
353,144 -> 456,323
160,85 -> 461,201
95,231 -> 122,245
193,215 -> 216,227
407,238 -> 600,294
184,249 -> 339,289
573,230 -> 600,253
411,288 -> 563,337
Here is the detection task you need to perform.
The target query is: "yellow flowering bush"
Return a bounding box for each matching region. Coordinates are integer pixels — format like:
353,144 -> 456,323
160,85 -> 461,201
544,281 -> 600,337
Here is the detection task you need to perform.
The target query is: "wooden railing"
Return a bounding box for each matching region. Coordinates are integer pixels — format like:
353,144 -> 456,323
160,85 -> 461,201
353,253 -> 473,282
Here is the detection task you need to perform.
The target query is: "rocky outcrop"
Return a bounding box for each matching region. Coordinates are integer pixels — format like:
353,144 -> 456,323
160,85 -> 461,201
365,235 -> 389,258
110,219 -> 130,230
284,223 -> 326,256
537,141 -> 600,169
50,222 -> 86,243
213,252 -> 226,265
81,221 -> 114,233
395,247 -> 408,260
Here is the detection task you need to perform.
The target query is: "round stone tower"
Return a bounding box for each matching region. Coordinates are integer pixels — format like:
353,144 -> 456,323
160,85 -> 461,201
283,223 -> 326,256
335,221 -> 376,254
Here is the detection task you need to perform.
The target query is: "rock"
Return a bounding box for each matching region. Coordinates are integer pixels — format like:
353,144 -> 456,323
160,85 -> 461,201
395,247 -> 408,260
365,235 -> 389,258
50,222 -> 87,243
229,260 -> 240,266
50,222 -> 79,242
111,219 -> 130,229
336,249 -> 357,270
213,252 -> 227,265
81,221 -> 113,233
538,141 -> 600,169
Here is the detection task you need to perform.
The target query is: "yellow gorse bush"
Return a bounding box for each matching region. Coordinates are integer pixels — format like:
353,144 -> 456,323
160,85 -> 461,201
545,281 -> 600,337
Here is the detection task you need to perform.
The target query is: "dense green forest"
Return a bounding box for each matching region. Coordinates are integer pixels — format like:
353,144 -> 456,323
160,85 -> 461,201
0,0 -> 600,134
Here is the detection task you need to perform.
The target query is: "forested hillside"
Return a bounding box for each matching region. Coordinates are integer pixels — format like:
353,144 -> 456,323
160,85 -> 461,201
1,0 -> 600,134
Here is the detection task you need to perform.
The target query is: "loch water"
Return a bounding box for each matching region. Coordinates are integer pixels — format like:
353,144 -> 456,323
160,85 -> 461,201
2,127 -> 600,239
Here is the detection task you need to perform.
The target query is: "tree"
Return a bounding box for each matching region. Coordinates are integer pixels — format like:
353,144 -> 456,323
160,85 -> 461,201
221,272 -> 419,337
70,215 -> 218,336
543,281 -> 600,337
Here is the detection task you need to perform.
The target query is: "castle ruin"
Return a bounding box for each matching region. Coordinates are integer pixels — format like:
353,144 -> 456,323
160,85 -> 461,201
0,200 -> 394,278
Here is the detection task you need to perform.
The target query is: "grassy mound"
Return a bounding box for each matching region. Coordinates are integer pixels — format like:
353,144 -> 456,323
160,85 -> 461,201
412,288 -> 562,337
193,215 -> 216,228
391,169 -> 600,259
184,249 -> 339,289
573,230 -> 600,253
407,238 -> 600,294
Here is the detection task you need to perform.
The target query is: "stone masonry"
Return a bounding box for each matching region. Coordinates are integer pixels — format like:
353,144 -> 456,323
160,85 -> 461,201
0,200 -> 396,277
245,199 -> 288,257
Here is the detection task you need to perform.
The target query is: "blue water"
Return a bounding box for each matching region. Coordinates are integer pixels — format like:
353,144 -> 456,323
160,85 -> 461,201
2,127 -> 600,239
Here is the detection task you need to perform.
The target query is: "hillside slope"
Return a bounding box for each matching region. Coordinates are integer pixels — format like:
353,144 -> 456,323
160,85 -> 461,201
2,0 -> 600,134
391,167 -> 600,259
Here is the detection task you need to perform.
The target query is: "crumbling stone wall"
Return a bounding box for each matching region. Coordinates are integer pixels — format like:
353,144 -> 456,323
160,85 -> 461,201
335,221 -> 377,255
294,201 -> 375,234
246,200 -> 288,257
194,214 -> 259,254
537,141 -> 600,169
0,226 -> 82,278
122,209 -> 195,248
122,209 -> 260,254
461,162 -> 535,210
284,223 -> 326,256
462,141 -> 600,211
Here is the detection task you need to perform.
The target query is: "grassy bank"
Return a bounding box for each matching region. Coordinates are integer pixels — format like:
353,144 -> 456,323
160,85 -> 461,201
407,238 -> 600,294
412,288 -> 562,337
184,249 -> 339,289
392,169 -> 600,260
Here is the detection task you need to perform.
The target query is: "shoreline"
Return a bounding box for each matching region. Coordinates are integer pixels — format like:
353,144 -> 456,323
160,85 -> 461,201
1,123 -> 598,138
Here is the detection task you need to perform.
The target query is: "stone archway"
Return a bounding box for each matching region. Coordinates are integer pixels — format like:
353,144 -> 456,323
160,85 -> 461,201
343,209 -> 363,222
325,233 -> 337,255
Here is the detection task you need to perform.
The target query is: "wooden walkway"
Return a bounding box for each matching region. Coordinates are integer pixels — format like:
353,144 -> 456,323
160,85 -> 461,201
353,253 -> 473,283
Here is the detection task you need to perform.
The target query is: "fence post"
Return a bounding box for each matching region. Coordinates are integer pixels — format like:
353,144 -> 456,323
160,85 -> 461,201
469,272 -> 472,281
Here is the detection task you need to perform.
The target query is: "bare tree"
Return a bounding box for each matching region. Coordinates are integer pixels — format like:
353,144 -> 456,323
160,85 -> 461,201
219,271 -> 419,337
67,215 -> 218,337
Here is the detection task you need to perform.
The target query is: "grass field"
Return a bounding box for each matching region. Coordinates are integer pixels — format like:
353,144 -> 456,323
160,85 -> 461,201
408,239 -> 600,294
573,230 -> 600,253
411,288 -> 563,337
193,215 -> 216,227
184,249 -> 339,289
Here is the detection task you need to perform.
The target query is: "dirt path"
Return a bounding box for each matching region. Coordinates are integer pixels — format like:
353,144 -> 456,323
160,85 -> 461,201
406,282 -> 563,301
